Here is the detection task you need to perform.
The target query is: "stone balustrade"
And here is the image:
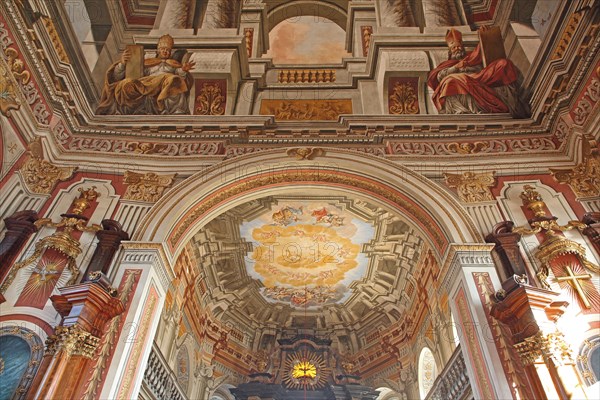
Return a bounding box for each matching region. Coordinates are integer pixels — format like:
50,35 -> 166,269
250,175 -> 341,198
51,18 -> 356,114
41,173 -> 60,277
277,69 -> 336,83
142,343 -> 187,400
425,345 -> 472,400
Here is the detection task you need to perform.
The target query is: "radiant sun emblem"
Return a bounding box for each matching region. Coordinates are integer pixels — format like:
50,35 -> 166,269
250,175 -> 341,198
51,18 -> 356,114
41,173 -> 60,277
292,360 -> 317,379
283,351 -> 329,389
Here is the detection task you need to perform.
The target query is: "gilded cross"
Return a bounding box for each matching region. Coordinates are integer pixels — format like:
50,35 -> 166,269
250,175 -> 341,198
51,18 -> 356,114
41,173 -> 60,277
8,142 -> 17,154
555,265 -> 592,309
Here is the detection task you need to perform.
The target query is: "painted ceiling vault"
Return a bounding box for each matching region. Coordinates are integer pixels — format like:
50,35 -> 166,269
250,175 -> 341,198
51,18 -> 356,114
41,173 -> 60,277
192,195 -> 425,330
241,200 -> 374,307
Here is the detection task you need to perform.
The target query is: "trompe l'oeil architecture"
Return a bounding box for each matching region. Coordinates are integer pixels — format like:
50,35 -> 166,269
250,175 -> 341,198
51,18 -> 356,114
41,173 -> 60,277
0,0 -> 599,399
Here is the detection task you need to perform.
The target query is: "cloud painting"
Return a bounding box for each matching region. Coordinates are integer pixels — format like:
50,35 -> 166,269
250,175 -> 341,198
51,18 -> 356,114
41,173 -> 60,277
265,16 -> 351,65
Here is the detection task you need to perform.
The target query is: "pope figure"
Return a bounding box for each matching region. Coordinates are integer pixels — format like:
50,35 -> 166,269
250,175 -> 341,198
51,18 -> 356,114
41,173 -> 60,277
97,34 -> 195,115
427,27 -> 528,117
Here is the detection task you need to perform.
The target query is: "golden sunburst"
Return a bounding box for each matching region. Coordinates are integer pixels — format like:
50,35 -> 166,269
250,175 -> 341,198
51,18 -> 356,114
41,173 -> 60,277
283,350 -> 329,390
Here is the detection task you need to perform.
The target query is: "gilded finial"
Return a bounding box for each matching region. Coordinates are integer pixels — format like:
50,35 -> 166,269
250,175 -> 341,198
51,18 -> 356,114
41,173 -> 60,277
520,185 -> 546,217
71,186 -> 100,215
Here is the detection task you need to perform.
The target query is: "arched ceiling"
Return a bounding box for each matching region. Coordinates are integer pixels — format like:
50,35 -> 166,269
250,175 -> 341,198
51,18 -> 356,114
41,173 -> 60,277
265,0 -> 349,31
188,194 -> 426,333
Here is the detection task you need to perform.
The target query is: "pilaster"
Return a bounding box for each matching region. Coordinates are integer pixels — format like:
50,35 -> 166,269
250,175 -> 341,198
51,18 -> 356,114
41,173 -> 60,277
100,242 -> 172,400
441,244 -> 513,400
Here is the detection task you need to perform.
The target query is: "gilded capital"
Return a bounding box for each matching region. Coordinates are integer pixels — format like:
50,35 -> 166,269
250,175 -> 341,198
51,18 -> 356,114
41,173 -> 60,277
123,171 -> 176,203
19,138 -> 76,195
550,156 -> 600,198
444,171 -> 495,203
45,325 -> 100,359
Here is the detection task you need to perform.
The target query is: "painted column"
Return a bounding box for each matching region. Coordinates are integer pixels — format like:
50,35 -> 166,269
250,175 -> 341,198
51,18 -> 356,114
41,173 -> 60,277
154,0 -> 193,31
377,0 -> 416,28
240,0 -> 267,58
203,0 -> 239,29
421,0 -> 462,27
100,242 -> 171,400
441,244 -> 515,400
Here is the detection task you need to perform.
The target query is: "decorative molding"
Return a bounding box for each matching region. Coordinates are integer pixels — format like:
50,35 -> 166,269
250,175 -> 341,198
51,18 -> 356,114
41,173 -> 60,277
455,286 -> 495,400
552,11 -> 582,60
361,26 -> 373,57
260,100 -> 352,121
0,55 -> 20,116
388,135 -> 563,155
577,335 -> 600,386
439,244 -> 495,294
123,171 -> 176,203
53,122 -> 225,156
1,26 -> 50,124
194,80 -> 226,116
286,147 -> 324,160
444,172 -> 495,203
571,72 -> 599,126
40,17 -> 69,63
120,242 -> 172,291
244,28 -> 254,58
388,78 -> 419,115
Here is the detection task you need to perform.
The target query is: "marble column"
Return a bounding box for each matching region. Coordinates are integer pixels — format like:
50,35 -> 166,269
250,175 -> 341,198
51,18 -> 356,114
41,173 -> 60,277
0,210 -> 38,287
27,274 -> 124,399
491,279 -> 589,399
81,219 -> 129,280
203,0 -> 239,29
154,0 -> 193,31
582,212 -> 600,253
485,221 -> 528,282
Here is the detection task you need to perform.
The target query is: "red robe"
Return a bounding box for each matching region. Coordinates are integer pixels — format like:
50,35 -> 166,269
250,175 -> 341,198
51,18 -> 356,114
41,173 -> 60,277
427,45 -> 519,113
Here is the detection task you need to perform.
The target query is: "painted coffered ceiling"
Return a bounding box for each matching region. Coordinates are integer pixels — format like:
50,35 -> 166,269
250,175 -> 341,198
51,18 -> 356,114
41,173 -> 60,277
190,195 -> 425,332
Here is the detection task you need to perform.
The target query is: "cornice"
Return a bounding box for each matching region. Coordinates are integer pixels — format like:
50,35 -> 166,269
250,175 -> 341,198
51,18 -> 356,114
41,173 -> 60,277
2,0 -> 598,173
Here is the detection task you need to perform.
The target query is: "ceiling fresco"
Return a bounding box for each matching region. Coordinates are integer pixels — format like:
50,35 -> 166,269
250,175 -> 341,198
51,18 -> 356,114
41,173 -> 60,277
240,201 -> 375,308
264,16 -> 352,64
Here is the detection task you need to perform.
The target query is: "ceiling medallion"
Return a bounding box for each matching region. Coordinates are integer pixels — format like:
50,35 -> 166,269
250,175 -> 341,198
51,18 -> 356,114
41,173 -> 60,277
283,351 -> 328,390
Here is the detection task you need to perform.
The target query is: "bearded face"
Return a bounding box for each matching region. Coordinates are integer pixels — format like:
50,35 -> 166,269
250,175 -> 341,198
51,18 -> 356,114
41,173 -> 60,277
448,42 -> 466,60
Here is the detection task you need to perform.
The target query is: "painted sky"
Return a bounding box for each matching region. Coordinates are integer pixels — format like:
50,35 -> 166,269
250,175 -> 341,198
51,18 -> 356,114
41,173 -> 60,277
240,201 -> 374,307
265,16 -> 352,65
